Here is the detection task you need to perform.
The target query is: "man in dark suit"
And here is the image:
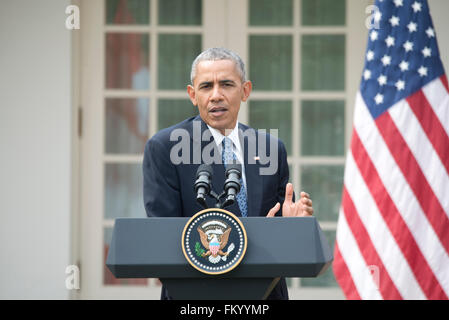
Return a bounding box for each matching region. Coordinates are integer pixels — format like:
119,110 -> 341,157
143,48 -> 314,300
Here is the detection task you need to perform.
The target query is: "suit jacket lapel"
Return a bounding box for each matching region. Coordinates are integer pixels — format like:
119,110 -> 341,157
239,124 -> 263,217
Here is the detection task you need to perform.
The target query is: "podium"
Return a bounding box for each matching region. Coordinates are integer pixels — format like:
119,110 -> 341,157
106,217 -> 333,300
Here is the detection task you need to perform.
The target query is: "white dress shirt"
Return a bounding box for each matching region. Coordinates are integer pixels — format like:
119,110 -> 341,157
206,122 -> 247,192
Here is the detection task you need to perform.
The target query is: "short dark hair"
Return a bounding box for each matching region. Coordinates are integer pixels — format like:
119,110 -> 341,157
190,47 -> 247,84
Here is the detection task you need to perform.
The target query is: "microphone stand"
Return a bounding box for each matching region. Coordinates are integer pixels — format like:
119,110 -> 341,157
208,190 -> 228,209
201,189 -> 237,210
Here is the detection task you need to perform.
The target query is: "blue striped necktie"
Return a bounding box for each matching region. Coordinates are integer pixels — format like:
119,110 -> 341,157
222,137 -> 248,217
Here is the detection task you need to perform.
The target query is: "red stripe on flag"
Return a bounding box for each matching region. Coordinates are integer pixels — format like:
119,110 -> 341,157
341,183 -> 402,299
406,90 -> 449,175
441,75 -> 449,93
333,242 -> 361,300
351,129 -> 448,299
375,112 -> 449,256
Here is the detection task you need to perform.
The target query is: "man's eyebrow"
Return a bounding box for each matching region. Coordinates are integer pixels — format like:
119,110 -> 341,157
198,79 -> 236,86
220,79 -> 236,85
198,81 -> 212,87
198,79 -> 236,87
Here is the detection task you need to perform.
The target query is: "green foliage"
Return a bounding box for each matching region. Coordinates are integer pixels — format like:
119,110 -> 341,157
195,242 -> 205,257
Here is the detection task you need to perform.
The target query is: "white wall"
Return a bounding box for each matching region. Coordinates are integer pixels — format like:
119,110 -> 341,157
430,0 -> 449,72
0,0 -> 72,299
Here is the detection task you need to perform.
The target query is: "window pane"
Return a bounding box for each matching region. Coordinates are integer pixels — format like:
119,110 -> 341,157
301,0 -> 346,26
106,0 -> 150,25
250,35 -> 292,91
106,33 -> 150,89
301,229 -> 338,287
103,227 -> 148,285
248,100 -> 292,155
249,0 -> 293,26
301,35 -> 345,91
158,99 -> 198,129
158,34 -> 202,90
105,98 -> 149,154
301,165 -> 343,222
301,100 -> 345,156
158,0 -> 202,25
105,163 -> 145,219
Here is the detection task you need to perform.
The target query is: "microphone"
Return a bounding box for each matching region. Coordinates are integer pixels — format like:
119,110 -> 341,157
194,164 -> 213,209
222,164 -> 242,209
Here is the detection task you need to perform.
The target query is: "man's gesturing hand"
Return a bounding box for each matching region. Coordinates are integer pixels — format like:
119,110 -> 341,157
266,183 -> 314,217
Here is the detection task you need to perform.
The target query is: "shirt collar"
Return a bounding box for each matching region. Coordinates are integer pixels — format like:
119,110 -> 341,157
206,121 -> 241,153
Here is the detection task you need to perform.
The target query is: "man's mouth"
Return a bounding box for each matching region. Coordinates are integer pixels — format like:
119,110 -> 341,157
209,106 -> 228,116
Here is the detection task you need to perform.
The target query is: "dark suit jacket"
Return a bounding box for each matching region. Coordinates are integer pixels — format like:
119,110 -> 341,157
143,115 -> 292,300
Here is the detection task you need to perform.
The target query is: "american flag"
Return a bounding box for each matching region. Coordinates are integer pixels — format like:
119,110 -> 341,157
333,0 -> 449,299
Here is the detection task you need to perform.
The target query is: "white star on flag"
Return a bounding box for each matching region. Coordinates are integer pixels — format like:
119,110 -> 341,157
377,74 -> 387,86
385,36 -> 395,47
407,22 -> 417,33
374,10 -> 382,23
395,79 -> 405,91
374,93 -> 384,104
389,16 -> 400,27
403,41 -> 413,52
399,60 -> 409,72
412,1 -> 422,12
422,47 -> 431,58
426,27 -> 435,38
381,55 -> 392,66
418,65 -> 428,77
363,69 -> 371,80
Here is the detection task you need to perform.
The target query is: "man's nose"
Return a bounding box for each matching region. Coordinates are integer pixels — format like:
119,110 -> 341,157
210,84 -> 223,101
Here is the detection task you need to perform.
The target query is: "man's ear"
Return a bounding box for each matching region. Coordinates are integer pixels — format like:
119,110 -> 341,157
187,85 -> 197,106
241,80 -> 252,102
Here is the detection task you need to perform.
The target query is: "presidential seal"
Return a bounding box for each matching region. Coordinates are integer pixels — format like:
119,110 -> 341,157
181,208 -> 247,275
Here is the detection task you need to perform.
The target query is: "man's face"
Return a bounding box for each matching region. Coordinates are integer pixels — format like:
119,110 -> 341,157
187,59 -> 252,135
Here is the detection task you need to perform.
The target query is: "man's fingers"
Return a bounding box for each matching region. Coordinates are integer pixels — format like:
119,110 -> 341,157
300,191 -> 313,216
284,183 -> 294,204
301,197 -> 312,206
281,187 -> 314,217
300,191 -> 310,199
300,203 -> 314,216
266,202 -> 280,217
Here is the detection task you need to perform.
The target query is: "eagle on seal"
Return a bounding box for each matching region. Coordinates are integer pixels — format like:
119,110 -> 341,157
197,226 -> 232,264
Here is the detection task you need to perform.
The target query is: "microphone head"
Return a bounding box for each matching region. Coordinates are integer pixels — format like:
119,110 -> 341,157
224,163 -> 241,195
194,164 -> 213,196
196,164 -> 213,177
225,163 -> 242,176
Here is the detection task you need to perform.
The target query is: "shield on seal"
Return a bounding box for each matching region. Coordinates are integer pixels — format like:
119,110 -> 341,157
208,235 -> 220,256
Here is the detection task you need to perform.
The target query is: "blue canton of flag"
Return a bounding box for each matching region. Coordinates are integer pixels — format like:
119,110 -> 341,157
362,0 -> 444,118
